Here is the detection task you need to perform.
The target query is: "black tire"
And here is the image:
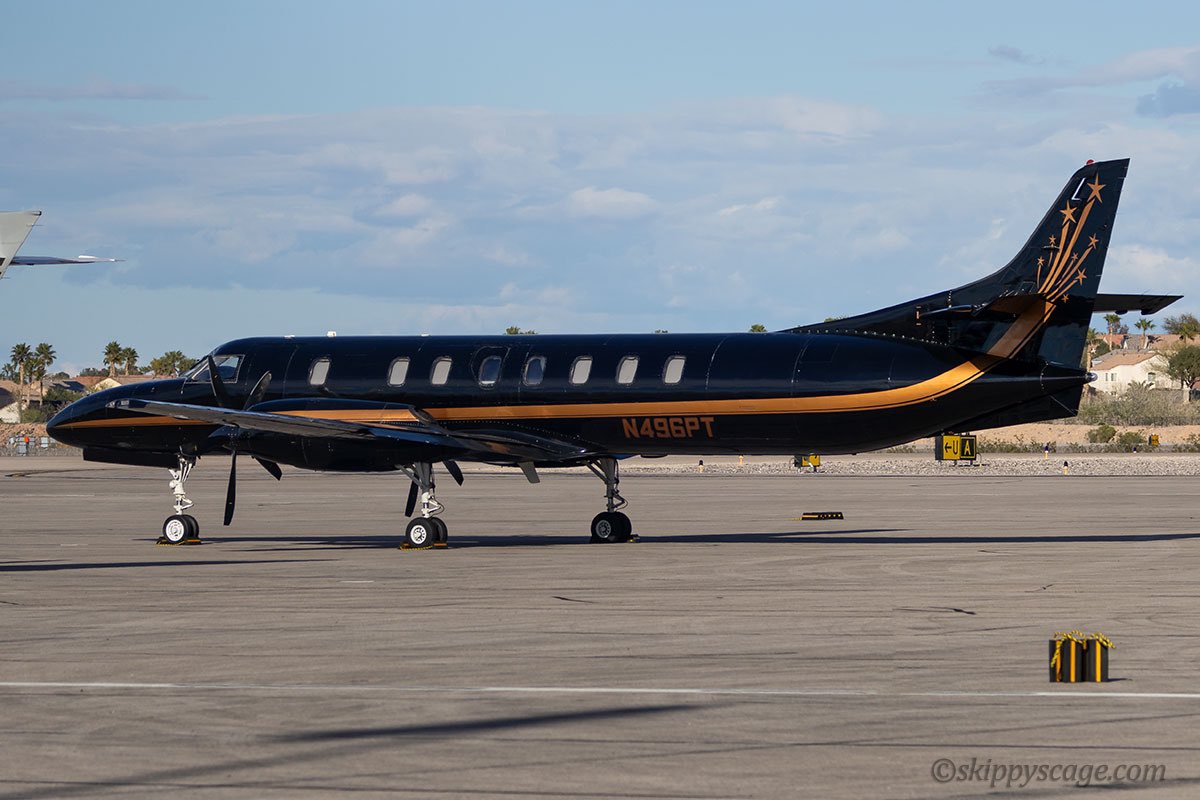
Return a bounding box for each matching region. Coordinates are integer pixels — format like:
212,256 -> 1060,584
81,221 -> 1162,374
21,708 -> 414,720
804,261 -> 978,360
405,517 -> 435,548
590,512 -> 619,543
183,515 -> 200,540
611,512 -> 633,542
431,517 -> 449,544
162,515 -> 190,544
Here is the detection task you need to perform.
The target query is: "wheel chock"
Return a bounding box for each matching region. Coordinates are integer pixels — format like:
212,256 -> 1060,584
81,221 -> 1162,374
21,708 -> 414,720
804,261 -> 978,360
399,542 -> 435,551
433,542 -> 450,549
156,536 -> 203,546
795,511 -> 844,521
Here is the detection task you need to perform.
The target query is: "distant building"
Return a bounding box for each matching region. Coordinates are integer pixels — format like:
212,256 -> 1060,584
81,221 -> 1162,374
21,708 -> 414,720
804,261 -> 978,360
0,385 -> 19,423
91,375 -> 156,392
1091,351 -> 1171,394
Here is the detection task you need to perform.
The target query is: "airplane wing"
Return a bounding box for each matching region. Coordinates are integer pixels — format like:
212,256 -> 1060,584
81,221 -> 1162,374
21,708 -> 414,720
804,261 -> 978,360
8,255 -> 120,265
109,398 -> 595,464
0,209 -> 119,280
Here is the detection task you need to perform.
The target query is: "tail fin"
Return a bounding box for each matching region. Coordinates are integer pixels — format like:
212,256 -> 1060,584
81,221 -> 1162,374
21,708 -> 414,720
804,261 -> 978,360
794,159 -> 1130,367
0,210 -> 41,279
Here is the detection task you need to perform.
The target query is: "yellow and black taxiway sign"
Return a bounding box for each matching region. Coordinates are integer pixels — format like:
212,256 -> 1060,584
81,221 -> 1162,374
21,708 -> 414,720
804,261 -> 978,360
935,433 -> 977,461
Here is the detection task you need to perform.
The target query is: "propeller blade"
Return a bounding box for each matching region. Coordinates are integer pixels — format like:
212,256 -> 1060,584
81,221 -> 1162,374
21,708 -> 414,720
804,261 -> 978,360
253,456 -> 282,481
223,452 -> 238,526
206,355 -> 232,408
404,480 -> 418,517
245,371 -> 272,409
444,459 -> 464,486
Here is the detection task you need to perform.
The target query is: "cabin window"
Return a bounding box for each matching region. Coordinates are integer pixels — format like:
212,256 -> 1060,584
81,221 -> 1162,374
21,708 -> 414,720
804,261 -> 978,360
524,355 -> 546,386
430,357 -> 452,385
616,355 -> 639,385
308,358 -> 331,386
569,356 -> 593,385
387,357 -> 410,386
663,355 -> 686,384
478,355 -> 502,387
184,354 -> 242,383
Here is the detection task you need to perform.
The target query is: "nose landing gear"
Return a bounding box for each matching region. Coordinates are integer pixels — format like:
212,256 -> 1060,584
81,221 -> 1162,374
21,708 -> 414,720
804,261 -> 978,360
159,455 -> 201,545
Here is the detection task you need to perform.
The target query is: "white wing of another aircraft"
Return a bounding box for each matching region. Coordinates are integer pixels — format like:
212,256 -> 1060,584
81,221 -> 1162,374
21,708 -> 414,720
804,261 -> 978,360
0,210 -> 119,281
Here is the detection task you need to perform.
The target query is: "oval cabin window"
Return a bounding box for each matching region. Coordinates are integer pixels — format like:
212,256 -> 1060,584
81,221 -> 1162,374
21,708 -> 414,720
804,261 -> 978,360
430,357 -> 452,386
524,355 -> 546,386
616,355 -> 639,385
478,355 -> 502,387
663,355 -> 685,384
569,356 -> 593,385
387,357 -> 410,386
308,358 -> 331,387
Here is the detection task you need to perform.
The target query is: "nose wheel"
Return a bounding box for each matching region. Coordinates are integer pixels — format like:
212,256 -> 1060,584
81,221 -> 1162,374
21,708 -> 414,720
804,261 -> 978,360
162,514 -> 200,544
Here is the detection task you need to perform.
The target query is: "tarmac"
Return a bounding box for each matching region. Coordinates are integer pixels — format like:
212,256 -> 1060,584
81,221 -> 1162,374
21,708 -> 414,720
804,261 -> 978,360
2,454 -> 1199,798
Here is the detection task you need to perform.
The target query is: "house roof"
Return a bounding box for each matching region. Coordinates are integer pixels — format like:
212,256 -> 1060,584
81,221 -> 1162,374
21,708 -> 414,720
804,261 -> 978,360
1092,351 -> 1165,369
72,375 -> 106,388
97,375 -> 156,386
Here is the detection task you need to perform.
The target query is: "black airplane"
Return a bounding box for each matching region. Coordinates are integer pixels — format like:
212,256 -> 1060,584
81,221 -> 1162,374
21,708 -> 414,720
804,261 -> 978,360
48,158 -> 1178,548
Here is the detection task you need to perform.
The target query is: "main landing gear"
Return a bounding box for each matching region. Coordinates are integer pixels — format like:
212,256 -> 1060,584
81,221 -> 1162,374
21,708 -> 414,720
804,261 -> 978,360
587,457 -> 635,543
399,462 -> 448,549
160,455 -> 201,545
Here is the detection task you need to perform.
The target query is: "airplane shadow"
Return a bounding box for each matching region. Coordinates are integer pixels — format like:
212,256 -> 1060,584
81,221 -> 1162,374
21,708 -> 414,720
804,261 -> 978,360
200,527 -> 1200,550
0,703 -> 696,800
0,558 -> 334,572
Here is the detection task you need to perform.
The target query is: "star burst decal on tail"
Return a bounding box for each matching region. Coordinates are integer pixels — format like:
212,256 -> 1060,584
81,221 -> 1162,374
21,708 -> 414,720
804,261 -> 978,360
1038,179 -> 1104,302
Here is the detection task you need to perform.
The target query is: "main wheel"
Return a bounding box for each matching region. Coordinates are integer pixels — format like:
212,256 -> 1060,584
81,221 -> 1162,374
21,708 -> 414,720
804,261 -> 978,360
430,517 -> 449,545
183,515 -> 200,540
163,515 -> 190,544
590,512 -> 621,543
404,517 -> 435,548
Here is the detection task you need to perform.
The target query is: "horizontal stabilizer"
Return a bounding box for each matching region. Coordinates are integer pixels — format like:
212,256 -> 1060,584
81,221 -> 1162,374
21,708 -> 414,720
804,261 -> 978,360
1091,293 -> 1182,316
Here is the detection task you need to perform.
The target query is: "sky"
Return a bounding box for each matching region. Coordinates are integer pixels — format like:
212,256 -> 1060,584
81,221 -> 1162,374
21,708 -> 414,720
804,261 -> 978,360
3,0 -> 1200,372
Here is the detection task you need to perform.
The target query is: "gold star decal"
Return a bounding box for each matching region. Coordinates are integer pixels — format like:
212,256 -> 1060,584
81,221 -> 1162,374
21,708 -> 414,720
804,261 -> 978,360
1076,268 -> 1086,284
1088,234 -> 1099,248
1086,176 -> 1105,203
1049,235 -> 1057,246
1060,204 -> 1077,224
1037,256 -> 1045,267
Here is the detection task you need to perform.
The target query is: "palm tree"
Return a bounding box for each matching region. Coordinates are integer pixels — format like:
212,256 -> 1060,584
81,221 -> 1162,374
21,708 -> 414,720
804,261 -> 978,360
749,324 -> 768,333
103,341 -> 123,378
1135,318 -> 1155,351
31,343 -> 55,402
1103,313 -> 1122,335
9,342 -> 31,411
1164,313 -> 1200,343
120,346 -> 139,376
1084,327 -> 1102,370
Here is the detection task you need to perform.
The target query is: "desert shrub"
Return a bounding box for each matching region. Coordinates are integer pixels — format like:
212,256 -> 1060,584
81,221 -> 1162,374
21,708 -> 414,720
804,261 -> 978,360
1086,423 -> 1117,443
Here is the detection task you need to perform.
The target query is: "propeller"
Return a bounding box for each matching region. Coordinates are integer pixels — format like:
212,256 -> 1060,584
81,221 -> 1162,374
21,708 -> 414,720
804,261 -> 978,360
206,359 -> 281,526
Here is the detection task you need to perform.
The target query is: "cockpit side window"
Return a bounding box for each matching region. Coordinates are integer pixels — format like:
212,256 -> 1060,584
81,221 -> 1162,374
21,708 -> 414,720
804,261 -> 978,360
184,354 -> 242,383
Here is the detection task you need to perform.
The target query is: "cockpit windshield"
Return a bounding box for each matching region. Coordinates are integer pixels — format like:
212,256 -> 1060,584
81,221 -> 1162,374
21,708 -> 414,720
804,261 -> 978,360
183,354 -> 242,383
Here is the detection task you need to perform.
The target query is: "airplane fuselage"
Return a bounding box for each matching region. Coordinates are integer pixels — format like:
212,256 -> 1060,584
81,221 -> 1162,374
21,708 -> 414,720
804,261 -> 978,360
51,331 -> 1087,471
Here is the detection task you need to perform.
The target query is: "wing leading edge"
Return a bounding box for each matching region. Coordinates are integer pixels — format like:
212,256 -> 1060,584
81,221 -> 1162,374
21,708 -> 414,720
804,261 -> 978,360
109,398 -> 595,464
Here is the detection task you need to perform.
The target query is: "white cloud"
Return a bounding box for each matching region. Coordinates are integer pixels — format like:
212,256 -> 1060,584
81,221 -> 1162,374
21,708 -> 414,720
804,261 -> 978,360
565,186 -> 657,219
718,196 -> 782,217
376,193 -> 432,218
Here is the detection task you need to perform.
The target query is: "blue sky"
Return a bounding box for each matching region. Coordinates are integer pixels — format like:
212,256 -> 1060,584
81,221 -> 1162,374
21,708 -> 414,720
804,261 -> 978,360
4,1 -> 1200,371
